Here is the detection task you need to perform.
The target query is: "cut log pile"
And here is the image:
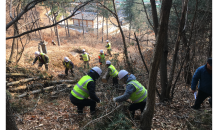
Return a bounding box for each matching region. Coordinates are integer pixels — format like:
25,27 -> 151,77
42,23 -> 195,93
6,73 -> 78,98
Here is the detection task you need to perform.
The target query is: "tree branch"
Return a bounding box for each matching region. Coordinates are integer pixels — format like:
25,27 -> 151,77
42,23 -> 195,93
6,0 -> 94,40
6,0 -> 46,30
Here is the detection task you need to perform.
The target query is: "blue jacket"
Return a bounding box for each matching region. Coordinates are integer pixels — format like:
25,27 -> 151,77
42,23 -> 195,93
115,74 -> 146,102
191,64 -> 212,95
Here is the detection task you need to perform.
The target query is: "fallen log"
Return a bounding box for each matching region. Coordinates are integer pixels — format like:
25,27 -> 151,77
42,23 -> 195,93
46,80 -> 77,85
6,77 -> 41,87
9,85 -> 27,92
6,73 -> 27,77
17,85 -> 65,98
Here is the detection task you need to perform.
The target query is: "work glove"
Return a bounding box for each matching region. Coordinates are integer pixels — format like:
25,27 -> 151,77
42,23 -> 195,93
113,98 -> 116,102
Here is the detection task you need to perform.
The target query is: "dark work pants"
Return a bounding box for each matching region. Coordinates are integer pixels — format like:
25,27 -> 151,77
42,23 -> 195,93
194,89 -> 212,109
113,76 -> 118,87
65,68 -> 73,76
70,94 -> 96,113
129,101 -> 146,117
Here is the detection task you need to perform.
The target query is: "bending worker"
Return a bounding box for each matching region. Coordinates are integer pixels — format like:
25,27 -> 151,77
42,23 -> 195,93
70,67 -> 102,115
63,57 -> 74,76
32,51 -> 49,71
191,58 -> 212,110
81,49 -> 90,69
113,70 -> 147,118
105,40 -> 112,57
98,50 -> 106,67
105,60 -> 118,87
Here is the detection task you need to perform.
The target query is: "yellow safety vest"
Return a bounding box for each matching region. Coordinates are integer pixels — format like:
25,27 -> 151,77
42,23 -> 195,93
64,60 -> 72,69
38,53 -> 48,63
107,42 -> 111,49
82,53 -> 89,61
108,65 -> 118,77
71,75 -> 94,100
99,53 -> 105,63
128,80 -> 147,103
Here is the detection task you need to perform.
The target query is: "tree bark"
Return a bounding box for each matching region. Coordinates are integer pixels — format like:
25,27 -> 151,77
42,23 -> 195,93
97,4 -> 99,39
140,0 -> 172,129
102,16 -> 104,43
160,34 -> 168,102
112,0 -> 133,73
150,0 -> 159,36
54,13 -> 61,46
6,93 -> 18,130
166,0 -> 189,99
9,22 -> 18,62
107,18 -> 108,39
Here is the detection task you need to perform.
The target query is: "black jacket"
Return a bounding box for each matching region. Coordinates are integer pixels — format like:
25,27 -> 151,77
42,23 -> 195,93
86,70 -> 100,103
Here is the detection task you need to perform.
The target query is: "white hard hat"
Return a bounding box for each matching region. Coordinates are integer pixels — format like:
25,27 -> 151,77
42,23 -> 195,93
35,51 -> 40,56
106,60 -> 111,65
106,40 -> 109,42
64,57 -> 70,62
52,40 -> 54,42
118,70 -> 128,80
92,66 -> 102,76
100,50 -> 103,53
82,49 -> 85,52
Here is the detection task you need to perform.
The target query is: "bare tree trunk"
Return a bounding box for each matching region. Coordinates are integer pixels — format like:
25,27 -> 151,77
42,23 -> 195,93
107,18 -> 108,39
150,0 -> 159,36
45,7 -> 53,36
54,13 -> 61,46
32,8 -> 42,41
82,9 -> 85,36
97,4 -> 99,39
66,10 -> 70,37
112,0 -> 133,73
140,0 -> 172,129
166,0 -> 189,99
102,16 -> 104,43
9,23 -> 18,62
6,93 -> 18,130
160,34 -> 168,102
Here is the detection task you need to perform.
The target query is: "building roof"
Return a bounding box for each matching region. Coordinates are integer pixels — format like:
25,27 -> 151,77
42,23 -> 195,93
72,12 -> 97,20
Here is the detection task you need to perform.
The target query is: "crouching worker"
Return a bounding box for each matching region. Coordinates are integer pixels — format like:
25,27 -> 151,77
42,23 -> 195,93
63,57 -> 74,76
105,60 -> 118,87
113,70 -> 147,118
70,67 -> 102,115
32,51 -> 49,71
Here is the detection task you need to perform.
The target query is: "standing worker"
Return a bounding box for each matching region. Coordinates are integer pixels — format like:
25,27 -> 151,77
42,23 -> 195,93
105,40 -> 112,57
51,40 -> 56,45
191,58 -> 212,110
81,49 -> 90,69
63,57 -> 74,77
113,70 -> 147,118
70,67 -> 102,115
32,51 -> 49,71
98,50 -> 106,67
105,60 -> 118,87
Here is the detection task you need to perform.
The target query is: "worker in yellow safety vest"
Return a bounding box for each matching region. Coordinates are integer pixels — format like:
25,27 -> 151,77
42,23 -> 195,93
105,60 -> 119,87
70,67 -> 102,115
81,49 -> 90,69
32,51 -> 49,70
113,70 -> 147,118
63,57 -> 74,76
98,50 -> 107,67
105,40 -> 112,57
